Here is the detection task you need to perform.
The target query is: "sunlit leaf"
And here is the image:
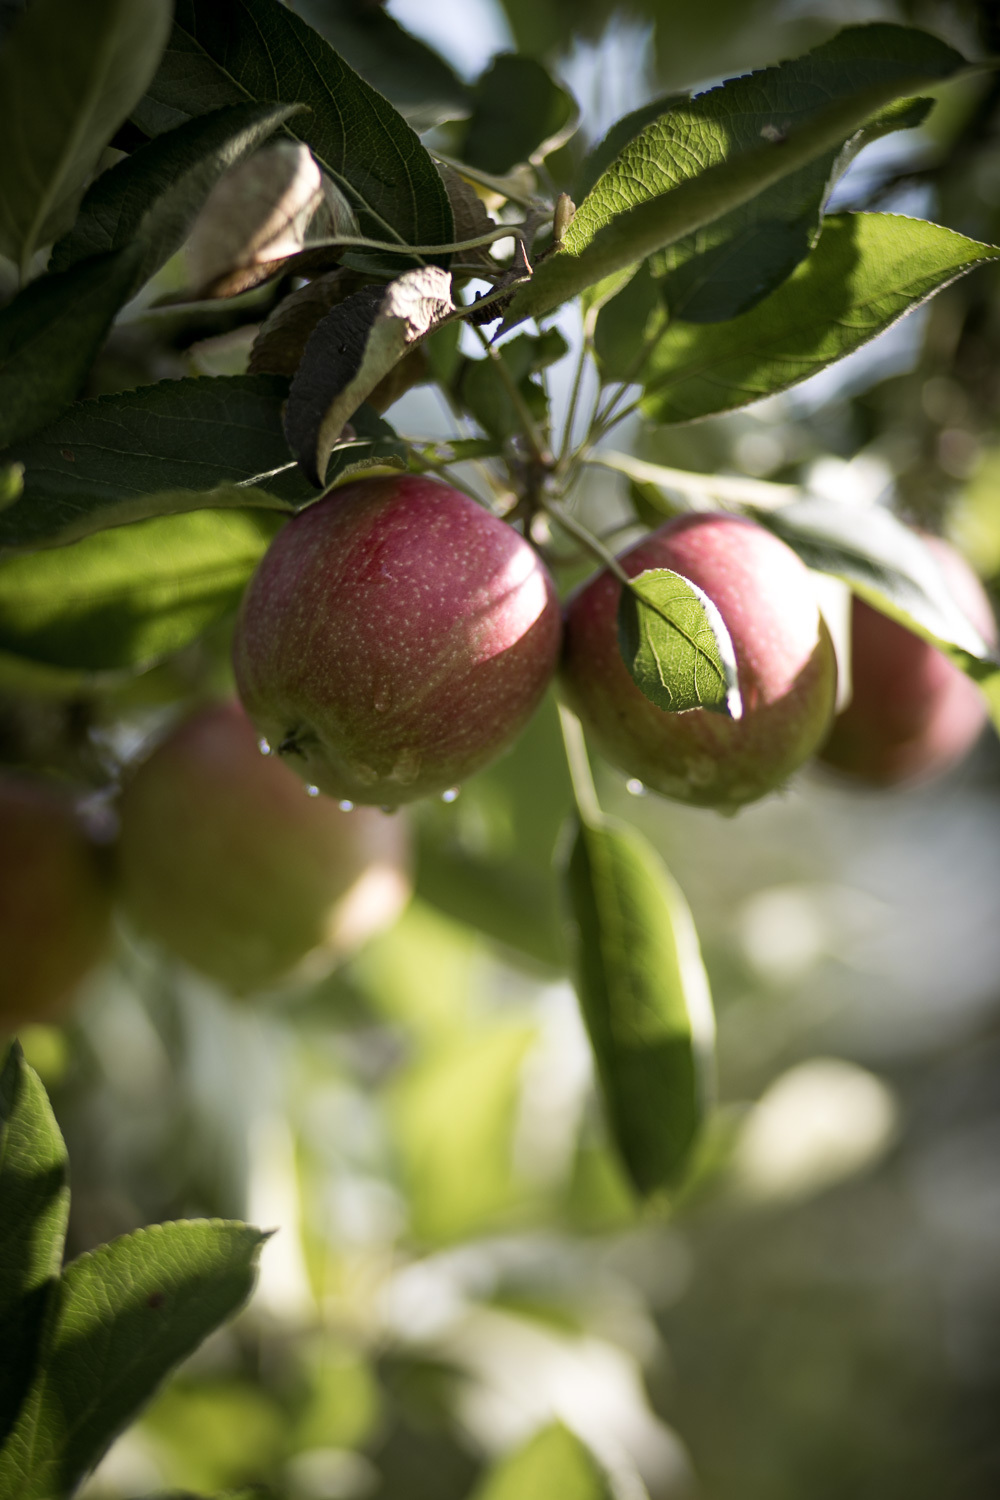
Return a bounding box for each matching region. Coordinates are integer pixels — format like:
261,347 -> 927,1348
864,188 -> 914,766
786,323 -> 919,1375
504,25 -> 964,324
0,1045 -> 69,1446
617,567 -> 742,717
0,510 -> 277,672
640,214 -> 1000,423
0,1220 -> 267,1500
471,1423 -> 612,1500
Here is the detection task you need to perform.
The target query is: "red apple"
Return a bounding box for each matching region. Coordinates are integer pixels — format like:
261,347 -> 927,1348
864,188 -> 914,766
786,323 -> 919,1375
232,475 -> 562,807
1,776 -> 112,1032
818,535 -> 995,786
561,513 -> 838,811
117,700 -> 411,993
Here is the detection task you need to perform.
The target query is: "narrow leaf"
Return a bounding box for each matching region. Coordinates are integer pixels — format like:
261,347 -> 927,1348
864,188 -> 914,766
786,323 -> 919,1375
49,102 -> 301,292
286,0 -> 471,131
471,1423 -> 612,1500
641,214 -> 1000,424
0,0 -> 173,271
249,270 -> 371,378
0,376 -> 313,552
460,54 -> 578,175
285,267 -> 454,486
0,1220 -> 267,1500
567,816 -> 715,1197
0,510 -> 277,672
133,0 -> 454,257
617,567 -> 742,718
504,25 -> 964,324
0,1045 -> 69,1446
0,246 -> 143,449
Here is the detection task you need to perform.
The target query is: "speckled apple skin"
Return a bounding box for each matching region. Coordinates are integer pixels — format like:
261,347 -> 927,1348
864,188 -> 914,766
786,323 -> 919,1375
819,536 -> 996,786
561,513 -> 838,811
118,700 -> 411,992
233,476 -> 562,806
1,778 -> 111,1031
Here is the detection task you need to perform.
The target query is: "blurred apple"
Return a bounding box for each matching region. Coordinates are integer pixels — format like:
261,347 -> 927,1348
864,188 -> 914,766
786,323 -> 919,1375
233,475 -> 562,807
561,512 -> 838,811
1,776 -> 112,1032
819,534 -> 996,786
117,700 -> 411,993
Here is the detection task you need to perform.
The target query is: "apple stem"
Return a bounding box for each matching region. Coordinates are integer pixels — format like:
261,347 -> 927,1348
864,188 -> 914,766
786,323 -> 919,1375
557,703 -> 602,826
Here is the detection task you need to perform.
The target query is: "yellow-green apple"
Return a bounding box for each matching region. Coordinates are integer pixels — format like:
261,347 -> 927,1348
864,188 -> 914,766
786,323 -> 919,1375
561,512 -> 838,811
233,475 -> 562,807
116,700 -> 411,992
819,534 -> 995,786
0,776 -> 111,1032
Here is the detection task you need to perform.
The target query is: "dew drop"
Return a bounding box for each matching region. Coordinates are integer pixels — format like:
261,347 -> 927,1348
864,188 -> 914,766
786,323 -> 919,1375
338,799 -> 355,813
440,786 -> 460,804
257,737 -> 271,756
626,778 -> 647,797
305,784 -> 320,797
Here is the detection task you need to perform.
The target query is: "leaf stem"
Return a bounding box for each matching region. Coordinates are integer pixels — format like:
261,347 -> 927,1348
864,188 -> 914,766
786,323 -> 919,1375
304,223 -> 548,257
585,452 -> 802,510
557,702 -> 602,825
543,497 -> 631,586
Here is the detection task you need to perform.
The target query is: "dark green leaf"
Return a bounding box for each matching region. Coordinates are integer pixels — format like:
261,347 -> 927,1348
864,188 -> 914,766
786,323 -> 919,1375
504,25 -> 964,324
49,102 -> 301,292
640,213 -> 1000,424
460,53 -> 578,176
567,816 -> 715,1197
1,376 -> 311,551
471,1423 -> 612,1500
0,1045 -> 69,1447
285,268 -> 453,486
0,246 -> 143,449
592,262 -> 662,383
0,0 -> 172,272
457,330 -> 566,440
286,0 -> 471,131
133,0 -> 454,258
0,510 -> 277,672
618,567 -> 741,717
0,1219 -> 267,1500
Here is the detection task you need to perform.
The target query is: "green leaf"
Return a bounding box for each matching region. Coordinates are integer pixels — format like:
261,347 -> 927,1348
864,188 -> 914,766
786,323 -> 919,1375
0,465 -> 23,512
0,0 -> 172,272
0,246 -> 143,449
641,213 -> 1000,424
756,495 -> 1000,723
286,0 -> 471,132
285,268 -> 453,486
1,376 -> 311,551
504,25 -> 965,325
133,0 -> 454,257
567,816 -> 715,1198
459,53 -> 578,176
652,93 -> 934,325
471,1423 -> 612,1500
457,331 -> 566,441
576,93 -> 686,201
49,102 -> 301,291
0,1219 -> 267,1500
0,510 -> 276,672
592,262 -> 662,383
0,1045 -> 69,1446
617,567 -> 742,717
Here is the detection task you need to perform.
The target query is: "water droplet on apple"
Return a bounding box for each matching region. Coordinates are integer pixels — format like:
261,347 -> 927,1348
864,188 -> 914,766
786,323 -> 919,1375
441,786 -> 460,803
257,737 -> 271,756
305,784 -> 320,797
626,778 -> 646,797
338,799 -> 355,812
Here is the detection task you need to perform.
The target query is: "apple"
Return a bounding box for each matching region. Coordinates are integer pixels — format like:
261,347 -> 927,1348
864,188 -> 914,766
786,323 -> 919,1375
116,700 -> 411,993
561,512 -> 838,811
818,534 -> 996,786
232,475 -> 562,807
1,776 -> 112,1032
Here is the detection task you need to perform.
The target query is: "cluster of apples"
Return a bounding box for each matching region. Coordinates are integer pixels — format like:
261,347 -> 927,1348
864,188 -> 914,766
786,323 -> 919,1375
235,474 -> 995,809
2,474 -> 993,1033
